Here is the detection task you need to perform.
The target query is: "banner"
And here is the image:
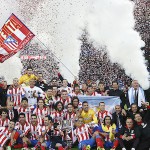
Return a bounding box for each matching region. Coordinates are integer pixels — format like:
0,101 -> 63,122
0,14 -> 35,62
20,55 -> 47,60
78,96 -> 121,113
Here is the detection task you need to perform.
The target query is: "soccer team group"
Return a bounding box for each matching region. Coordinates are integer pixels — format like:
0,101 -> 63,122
0,67 -> 150,150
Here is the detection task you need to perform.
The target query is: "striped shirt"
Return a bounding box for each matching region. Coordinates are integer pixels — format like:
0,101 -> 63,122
0,127 -> 13,146
0,118 -> 10,127
7,87 -> 25,107
29,123 -> 41,140
74,124 -> 91,142
33,107 -> 49,126
15,121 -> 30,135
17,106 -> 34,123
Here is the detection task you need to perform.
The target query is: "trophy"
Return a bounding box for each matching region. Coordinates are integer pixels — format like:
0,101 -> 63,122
60,119 -> 73,149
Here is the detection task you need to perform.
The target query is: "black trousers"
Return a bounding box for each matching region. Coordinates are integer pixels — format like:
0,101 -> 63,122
119,138 -> 139,149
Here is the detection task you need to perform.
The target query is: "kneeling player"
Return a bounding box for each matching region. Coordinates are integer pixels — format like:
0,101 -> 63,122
74,117 -> 96,150
0,120 -> 16,150
93,116 -> 118,150
33,116 -> 52,150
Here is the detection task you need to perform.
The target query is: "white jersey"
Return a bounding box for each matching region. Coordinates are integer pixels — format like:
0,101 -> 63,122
23,86 -> 45,106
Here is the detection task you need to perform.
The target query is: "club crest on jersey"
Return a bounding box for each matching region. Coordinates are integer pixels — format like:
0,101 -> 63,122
4,35 -> 18,50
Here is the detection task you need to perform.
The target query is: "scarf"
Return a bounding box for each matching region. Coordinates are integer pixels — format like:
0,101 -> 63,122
101,123 -> 116,141
128,87 -> 145,107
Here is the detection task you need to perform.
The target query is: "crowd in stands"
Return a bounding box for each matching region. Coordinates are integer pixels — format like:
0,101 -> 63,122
78,32 -> 131,89
0,1 -> 148,150
20,41 -> 60,85
134,0 -> 150,70
0,66 -> 150,150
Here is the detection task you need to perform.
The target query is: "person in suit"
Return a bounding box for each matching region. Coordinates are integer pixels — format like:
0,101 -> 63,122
108,81 -> 126,109
126,80 -> 146,108
112,105 -> 126,130
7,101 -> 18,122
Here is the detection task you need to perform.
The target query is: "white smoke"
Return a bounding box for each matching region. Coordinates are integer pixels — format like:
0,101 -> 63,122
86,0 -> 149,89
0,0 -> 149,87
27,0 -> 88,82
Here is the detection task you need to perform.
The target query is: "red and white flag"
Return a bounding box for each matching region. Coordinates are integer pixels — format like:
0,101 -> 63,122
0,13 -> 35,62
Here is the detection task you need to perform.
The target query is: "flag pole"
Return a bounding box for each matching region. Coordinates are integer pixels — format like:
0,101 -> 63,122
35,37 -> 75,77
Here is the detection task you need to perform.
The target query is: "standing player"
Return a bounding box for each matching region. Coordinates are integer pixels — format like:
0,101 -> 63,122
80,101 -> 98,124
19,67 -> 37,86
23,79 -> 45,106
71,96 -> 82,113
7,78 -> 25,109
59,79 -> 72,94
17,97 -> 34,123
33,99 -> 49,125
7,101 -> 18,122
51,101 -> 65,123
97,102 -> 111,124
45,87 -> 55,115
59,90 -> 72,109
64,103 -> 76,120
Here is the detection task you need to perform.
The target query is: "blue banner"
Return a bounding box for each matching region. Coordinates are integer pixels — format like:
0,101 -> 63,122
78,96 -> 121,113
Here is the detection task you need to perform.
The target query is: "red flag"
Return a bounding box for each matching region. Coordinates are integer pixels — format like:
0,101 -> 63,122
0,13 -> 35,62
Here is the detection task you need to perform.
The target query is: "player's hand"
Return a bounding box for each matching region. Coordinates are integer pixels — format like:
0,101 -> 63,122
121,109 -> 127,116
20,134 -> 24,138
112,129 -> 116,134
33,90 -> 38,98
122,135 -> 126,140
126,136 -> 132,141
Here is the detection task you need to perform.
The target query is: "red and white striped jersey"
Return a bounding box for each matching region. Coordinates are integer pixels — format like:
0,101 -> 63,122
64,112 -> 76,120
0,127 -> 13,146
74,124 -> 91,142
92,91 -> 101,96
29,123 -> 41,140
52,96 -> 60,103
33,107 -> 49,126
97,110 -> 112,123
7,87 -> 25,107
86,92 -> 101,96
0,118 -> 10,127
59,87 -> 72,94
15,121 -> 30,135
70,91 -> 82,97
17,106 -> 34,123
51,111 -> 65,123
60,97 -> 72,109
41,126 -> 51,141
